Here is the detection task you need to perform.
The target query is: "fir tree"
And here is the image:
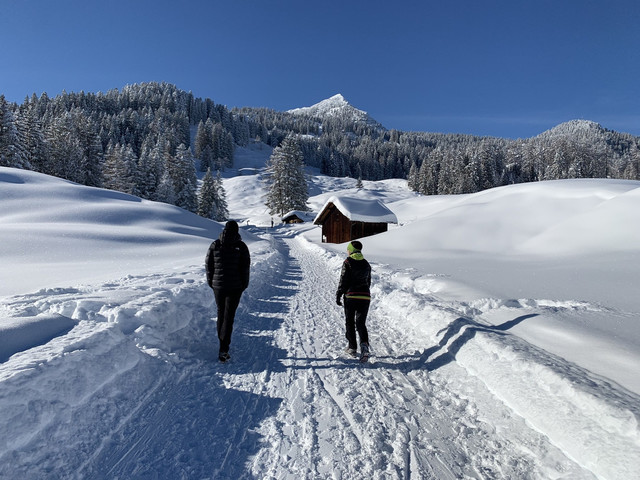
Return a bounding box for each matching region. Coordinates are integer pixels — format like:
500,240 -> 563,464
155,170 -> 176,205
102,143 -> 137,194
197,168 -> 229,221
0,95 -> 25,168
15,98 -> 44,171
213,170 -> 229,221
407,161 -> 419,191
44,113 -> 85,183
137,143 -> 159,199
197,168 -> 216,218
194,119 -> 214,171
265,135 -> 309,216
170,144 -> 198,212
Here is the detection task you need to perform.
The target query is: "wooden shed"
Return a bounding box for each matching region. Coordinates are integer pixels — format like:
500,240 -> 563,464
313,196 -> 398,244
281,211 -> 305,224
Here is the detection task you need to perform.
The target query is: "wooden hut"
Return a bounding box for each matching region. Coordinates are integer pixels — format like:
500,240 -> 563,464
313,196 -> 398,244
281,211 -> 305,224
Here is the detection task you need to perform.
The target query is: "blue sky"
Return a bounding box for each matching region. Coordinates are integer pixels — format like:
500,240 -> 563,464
1,0 -> 638,138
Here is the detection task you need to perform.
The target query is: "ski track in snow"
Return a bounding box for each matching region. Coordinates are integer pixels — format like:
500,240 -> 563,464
1,227 -> 637,479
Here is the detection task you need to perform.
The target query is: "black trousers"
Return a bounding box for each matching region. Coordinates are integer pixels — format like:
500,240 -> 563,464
213,289 -> 243,354
344,297 -> 370,350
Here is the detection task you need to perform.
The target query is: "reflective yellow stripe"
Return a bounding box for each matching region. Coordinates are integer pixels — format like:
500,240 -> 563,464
346,293 -> 371,300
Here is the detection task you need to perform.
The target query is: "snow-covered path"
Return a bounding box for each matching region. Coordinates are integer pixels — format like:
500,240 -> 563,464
230,231 -> 596,479
2,226 -> 636,479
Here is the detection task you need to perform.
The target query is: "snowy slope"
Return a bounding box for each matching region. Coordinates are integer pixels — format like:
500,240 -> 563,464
1,165 -> 639,479
0,168 -> 221,296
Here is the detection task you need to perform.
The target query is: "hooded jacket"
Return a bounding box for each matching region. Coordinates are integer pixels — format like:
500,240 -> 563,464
337,250 -> 371,301
205,222 -> 250,292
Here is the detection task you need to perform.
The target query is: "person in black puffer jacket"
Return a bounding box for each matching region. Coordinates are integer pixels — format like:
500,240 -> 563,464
205,220 -> 250,362
336,240 -> 372,361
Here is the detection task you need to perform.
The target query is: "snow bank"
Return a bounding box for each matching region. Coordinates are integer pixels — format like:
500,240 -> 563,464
0,270 -> 213,476
0,314 -> 76,363
369,259 -> 640,480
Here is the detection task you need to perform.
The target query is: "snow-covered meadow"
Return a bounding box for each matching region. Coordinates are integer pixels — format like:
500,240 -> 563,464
1,145 -> 639,479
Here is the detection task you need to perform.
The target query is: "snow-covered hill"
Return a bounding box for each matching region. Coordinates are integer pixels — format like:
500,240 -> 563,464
1,165 -> 639,479
536,119 -> 612,140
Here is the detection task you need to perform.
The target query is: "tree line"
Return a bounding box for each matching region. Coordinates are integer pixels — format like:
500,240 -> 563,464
236,105 -> 639,194
1,82 -> 639,216
0,83 -> 252,219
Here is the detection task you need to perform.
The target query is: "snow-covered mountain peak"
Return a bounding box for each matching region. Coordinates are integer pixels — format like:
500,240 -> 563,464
317,93 -> 348,109
288,94 -> 382,128
538,119 -> 606,139
288,93 -> 348,115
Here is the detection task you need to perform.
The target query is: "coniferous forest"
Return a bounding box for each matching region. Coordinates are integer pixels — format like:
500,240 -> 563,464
1,82 -> 639,215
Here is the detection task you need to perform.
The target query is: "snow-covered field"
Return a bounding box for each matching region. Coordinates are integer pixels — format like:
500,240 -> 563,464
1,146 -> 639,479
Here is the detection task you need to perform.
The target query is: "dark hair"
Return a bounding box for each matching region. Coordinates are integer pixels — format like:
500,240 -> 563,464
351,240 -> 362,250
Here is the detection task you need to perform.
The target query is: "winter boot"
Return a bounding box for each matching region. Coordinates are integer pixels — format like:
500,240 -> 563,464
344,346 -> 358,357
360,343 -> 370,363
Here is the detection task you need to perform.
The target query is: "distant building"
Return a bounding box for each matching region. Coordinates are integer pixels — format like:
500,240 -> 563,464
313,196 -> 398,244
281,211 -> 306,224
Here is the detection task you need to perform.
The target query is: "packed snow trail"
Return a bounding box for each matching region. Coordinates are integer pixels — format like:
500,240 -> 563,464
0,227 -> 631,479
227,229 -> 597,479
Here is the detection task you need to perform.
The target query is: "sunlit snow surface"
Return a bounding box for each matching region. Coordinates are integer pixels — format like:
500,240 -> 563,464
1,149 -> 639,479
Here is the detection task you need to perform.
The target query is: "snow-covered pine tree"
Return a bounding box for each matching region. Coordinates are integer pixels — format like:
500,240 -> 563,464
407,160 -> 419,191
120,144 -> 140,196
0,95 -> 27,168
76,114 -> 103,188
195,119 -> 214,171
197,168 -> 228,221
210,123 -> 234,170
44,113 -> 86,183
197,168 -> 216,218
213,170 -> 229,221
265,134 -> 309,216
137,142 -> 159,200
355,162 -> 364,188
170,144 -> 198,213
102,143 -> 137,195
155,169 -> 176,205
15,98 -> 44,171
623,148 -> 639,180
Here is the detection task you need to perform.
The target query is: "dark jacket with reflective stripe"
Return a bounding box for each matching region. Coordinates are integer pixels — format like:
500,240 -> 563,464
337,253 -> 371,300
205,230 -> 250,292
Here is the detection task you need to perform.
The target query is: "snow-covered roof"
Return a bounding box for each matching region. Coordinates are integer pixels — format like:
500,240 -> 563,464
281,210 -> 313,221
313,196 -> 398,225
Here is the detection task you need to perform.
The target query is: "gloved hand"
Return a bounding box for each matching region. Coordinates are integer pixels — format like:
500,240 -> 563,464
336,291 -> 343,306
